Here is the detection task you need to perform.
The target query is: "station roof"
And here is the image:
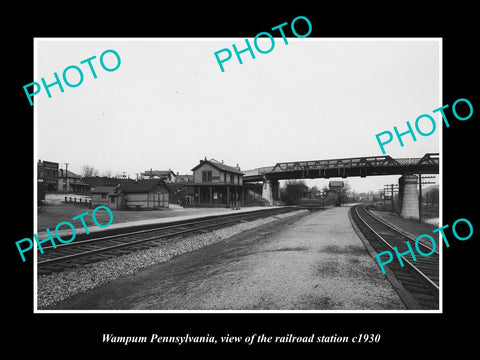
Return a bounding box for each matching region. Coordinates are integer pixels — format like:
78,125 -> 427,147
191,159 -> 244,175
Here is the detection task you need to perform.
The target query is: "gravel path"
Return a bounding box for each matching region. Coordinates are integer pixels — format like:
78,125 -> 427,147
37,210 -> 308,309
157,205 -> 404,310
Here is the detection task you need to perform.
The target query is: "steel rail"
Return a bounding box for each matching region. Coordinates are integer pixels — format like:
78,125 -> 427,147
37,207 -> 297,268
363,206 -> 439,256
38,207 -> 295,252
354,205 -> 439,293
38,219 -> 239,267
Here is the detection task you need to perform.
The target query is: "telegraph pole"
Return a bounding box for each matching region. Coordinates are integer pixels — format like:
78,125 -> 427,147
64,162 -> 69,192
418,174 -> 436,223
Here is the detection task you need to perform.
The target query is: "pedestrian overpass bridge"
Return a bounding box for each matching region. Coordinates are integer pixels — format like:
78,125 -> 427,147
242,153 -> 439,220
243,153 -> 439,182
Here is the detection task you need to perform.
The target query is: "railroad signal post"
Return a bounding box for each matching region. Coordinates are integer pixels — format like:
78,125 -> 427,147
384,184 -> 399,212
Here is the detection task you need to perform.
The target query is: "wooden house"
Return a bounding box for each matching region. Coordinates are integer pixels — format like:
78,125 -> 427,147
92,180 -> 170,210
141,169 -> 176,183
116,179 -> 170,210
58,169 -> 90,193
190,158 -> 244,207
91,186 -> 118,208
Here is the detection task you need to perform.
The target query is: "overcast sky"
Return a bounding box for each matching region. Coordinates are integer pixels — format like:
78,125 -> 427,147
35,38 -> 440,193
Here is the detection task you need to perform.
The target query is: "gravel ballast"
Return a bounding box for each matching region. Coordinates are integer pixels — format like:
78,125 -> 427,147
37,210 -> 308,309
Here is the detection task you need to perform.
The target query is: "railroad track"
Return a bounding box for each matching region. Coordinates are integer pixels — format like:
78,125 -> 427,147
350,204 -> 440,310
37,207 -> 300,275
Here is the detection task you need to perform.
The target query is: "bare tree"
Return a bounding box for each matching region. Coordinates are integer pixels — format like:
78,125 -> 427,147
81,164 -> 99,177
343,181 -> 352,198
101,169 -> 112,177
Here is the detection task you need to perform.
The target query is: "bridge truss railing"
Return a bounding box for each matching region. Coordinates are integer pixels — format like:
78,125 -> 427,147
270,153 -> 439,173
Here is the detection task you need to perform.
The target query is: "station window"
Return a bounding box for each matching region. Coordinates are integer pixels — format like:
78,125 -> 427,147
202,171 -> 212,182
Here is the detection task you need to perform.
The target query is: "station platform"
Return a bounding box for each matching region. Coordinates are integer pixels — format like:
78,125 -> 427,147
37,205 -> 285,239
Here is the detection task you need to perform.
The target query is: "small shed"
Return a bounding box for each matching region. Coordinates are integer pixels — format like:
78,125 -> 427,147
116,179 -> 170,210
91,186 -> 118,208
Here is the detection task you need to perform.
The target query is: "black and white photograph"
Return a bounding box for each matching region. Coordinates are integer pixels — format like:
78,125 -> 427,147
7,6 -> 478,354
33,38 -> 442,312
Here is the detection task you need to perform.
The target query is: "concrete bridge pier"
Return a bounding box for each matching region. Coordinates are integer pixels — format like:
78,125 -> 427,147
398,174 -> 419,220
262,180 -> 280,205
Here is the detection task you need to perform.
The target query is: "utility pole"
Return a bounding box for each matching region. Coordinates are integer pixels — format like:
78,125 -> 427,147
64,162 -> 69,192
418,174 -> 436,223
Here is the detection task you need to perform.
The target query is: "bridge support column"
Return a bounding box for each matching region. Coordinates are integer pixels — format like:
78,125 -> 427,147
262,180 -> 280,205
399,174 -> 419,220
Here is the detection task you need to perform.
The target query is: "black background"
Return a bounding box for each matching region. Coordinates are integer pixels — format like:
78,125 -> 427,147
6,3 -> 478,355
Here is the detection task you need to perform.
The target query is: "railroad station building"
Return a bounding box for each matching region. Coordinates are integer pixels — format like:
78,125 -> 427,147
190,158 -> 244,207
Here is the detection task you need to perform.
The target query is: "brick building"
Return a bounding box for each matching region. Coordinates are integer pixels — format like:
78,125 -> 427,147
37,160 -> 59,191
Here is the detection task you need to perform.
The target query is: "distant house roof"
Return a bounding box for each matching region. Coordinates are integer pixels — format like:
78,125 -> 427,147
69,179 -> 90,186
91,186 -> 117,194
38,160 -> 59,170
176,174 -> 194,181
58,169 -> 81,179
329,181 -> 344,188
191,159 -> 244,175
142,170 -> 175,178
116,179 -> 170,193
83,176 -> 135,188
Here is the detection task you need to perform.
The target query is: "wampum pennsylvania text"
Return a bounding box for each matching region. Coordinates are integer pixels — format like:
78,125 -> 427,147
102,333 -> 358,345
